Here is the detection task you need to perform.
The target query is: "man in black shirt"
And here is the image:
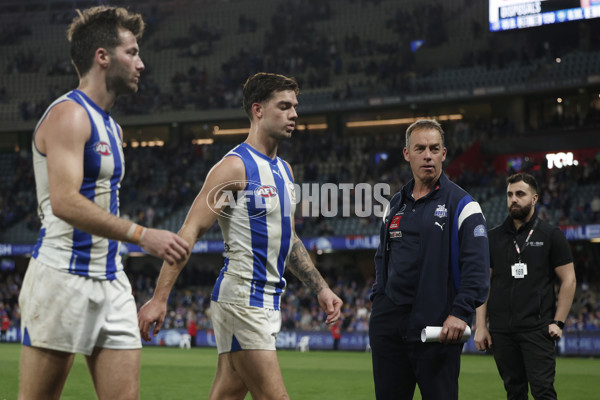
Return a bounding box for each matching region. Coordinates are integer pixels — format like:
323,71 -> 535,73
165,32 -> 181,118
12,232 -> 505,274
475,173 -> 576,400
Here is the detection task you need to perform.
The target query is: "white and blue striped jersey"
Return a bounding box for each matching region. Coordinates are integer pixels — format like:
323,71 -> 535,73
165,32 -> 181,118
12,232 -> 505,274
32,90 -> 125,281
211,143 -> 296,310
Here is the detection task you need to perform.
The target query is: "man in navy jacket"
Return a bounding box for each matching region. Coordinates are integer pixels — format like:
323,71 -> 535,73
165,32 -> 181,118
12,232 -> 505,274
369,119 -> 490,400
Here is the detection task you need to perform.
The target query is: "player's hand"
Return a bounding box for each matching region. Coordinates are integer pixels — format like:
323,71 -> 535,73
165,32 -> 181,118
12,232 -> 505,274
440,315 -> 467,344
317,288 -> 343,325
138,228 -> 190,265
548,323 -> 563,340
138,298 -> 167,342
474,326 -> 492,351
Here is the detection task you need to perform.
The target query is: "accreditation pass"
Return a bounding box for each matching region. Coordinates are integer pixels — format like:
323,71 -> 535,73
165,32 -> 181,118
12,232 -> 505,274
511,262 -> 528,279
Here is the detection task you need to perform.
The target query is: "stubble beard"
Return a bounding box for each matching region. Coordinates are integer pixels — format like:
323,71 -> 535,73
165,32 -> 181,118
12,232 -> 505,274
106,64 -> 138,97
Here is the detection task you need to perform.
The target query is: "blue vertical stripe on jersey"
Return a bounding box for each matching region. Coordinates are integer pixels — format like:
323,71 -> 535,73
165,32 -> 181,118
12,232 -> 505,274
239,144 -> 269,308
105,119 -> 123,280
69,107 -> 102,276
32,227 -> 46,259
273,160 -> 292,303
211,258 -> 229,301
450,195 -> 472,292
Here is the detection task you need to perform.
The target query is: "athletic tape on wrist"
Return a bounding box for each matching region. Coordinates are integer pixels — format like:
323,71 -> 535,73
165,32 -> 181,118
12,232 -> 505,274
126,224 -> 146,244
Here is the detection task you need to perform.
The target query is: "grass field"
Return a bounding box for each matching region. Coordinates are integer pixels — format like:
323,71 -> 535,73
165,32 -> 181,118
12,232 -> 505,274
1,343 -> 599,399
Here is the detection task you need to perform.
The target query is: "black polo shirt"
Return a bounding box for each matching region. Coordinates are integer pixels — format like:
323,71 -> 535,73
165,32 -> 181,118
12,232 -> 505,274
487,213 -> 573,332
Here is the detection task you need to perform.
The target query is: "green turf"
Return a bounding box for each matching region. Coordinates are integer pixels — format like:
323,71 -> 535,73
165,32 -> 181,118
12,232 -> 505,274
1,343 -> 599,399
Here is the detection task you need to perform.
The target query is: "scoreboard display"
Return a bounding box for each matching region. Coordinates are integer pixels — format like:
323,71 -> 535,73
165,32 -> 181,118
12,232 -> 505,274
489,0 -> 600,31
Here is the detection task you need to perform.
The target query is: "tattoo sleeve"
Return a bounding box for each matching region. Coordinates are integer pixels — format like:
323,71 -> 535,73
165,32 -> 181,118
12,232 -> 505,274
287,235 -> 327,294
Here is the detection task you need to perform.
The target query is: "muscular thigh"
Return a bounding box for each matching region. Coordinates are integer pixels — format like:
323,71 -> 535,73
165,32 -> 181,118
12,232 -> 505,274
86,348 -> 141,400
231,350 -> 287,398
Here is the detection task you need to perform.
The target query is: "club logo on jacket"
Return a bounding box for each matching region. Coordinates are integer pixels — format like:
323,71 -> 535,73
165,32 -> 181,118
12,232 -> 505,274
94,141 -> 112,156
434,204 -> 447,218
390,215 -> 402,229
474,224 -> 487,238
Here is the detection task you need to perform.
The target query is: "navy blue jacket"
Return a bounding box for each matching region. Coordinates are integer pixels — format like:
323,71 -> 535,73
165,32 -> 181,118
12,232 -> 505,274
371,173 -> 490,341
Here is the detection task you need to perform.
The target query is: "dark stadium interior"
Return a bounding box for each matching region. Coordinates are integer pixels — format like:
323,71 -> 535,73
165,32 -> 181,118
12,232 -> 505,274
1,0 -> 600,341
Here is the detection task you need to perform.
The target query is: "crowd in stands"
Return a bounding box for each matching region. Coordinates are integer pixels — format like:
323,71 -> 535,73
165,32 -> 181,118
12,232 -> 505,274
0,270 -> 21,341
0,151 -> 38,233
2,119 -> 600,239
2,0 -> 600,345
3,0 -> 600,122
2,263 -> 600,344
0,22 -> 31,46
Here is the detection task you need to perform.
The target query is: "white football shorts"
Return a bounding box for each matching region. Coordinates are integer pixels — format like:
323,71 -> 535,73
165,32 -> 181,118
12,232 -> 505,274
211,300 -> 281,354
19,258 -> 141,356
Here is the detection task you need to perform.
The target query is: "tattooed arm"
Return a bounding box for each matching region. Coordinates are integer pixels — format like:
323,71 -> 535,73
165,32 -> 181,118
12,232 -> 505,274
287,235 -> 328,294
287,234 -> 343,324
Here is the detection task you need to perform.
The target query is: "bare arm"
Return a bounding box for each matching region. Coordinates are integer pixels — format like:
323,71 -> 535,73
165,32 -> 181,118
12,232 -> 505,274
549,262 -> 576,339
287,236 -> 329,294
283,161 -> 342,324
286,234 -> 342,325
39,101 -> 189,264
138,156 -> 246,340
474,268 -> 493,350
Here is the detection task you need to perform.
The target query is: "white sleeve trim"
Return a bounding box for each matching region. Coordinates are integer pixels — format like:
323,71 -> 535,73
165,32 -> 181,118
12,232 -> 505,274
458,201 -> 482,229
382,202 -> 390,223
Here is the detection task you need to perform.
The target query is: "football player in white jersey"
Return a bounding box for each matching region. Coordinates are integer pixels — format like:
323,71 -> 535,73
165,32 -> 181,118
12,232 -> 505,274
138,72 -> 343,399
19,7 -> 189,400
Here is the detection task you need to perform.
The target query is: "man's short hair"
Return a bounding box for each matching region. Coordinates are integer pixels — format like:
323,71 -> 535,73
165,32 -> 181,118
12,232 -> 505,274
242,73 -> 299,120
507,172 -> 538,194
67,6 -> 144,77
405,119 -> 445,148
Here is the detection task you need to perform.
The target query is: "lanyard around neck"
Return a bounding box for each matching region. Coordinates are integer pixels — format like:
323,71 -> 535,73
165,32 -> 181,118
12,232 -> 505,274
513,219 -> 539,262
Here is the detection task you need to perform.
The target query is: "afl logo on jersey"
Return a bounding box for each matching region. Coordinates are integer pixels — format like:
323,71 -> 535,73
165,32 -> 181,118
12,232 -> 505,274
94,141 -> 112,156
255,185 -> 278,198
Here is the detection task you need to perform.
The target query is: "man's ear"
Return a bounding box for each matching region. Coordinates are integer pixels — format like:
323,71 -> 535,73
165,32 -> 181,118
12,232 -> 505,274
95,48 -> 111,69
251,102 -> 263,120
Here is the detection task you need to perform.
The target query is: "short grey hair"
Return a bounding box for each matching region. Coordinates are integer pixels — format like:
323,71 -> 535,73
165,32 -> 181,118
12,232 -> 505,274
405,119 -> 444,148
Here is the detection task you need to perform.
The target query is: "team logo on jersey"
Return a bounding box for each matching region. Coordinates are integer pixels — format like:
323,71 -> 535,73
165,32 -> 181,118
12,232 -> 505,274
94,141 -> 112,156
434,204 -> 447,218
255,185 -> 278,198
206,180 -> 290,220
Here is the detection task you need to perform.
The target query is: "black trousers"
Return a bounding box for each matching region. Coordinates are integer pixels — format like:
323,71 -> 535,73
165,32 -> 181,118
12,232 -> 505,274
369,294 -> 463,400
491,329 -> 557,400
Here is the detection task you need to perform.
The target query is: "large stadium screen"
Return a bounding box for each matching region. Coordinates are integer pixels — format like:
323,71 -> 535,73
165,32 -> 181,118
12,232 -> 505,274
489,0 -> 600,31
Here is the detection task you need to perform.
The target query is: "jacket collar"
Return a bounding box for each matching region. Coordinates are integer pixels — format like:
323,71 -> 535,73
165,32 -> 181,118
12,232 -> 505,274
402,172 -> 446,200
